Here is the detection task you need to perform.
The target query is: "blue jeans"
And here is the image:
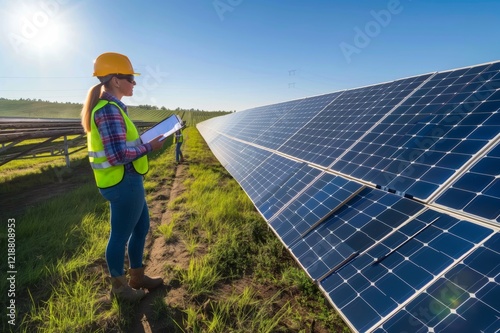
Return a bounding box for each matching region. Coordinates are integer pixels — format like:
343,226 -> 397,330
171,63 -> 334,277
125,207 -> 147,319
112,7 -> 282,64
175,142 -> 183,162
99,172 -> 150,277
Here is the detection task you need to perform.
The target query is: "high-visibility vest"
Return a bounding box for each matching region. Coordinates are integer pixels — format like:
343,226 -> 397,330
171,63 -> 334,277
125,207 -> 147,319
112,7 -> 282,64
87,100 -> 148,188
174,129 -> 183,143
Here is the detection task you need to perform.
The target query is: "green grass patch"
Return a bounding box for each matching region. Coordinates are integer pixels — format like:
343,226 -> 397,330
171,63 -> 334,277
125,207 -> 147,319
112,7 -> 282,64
0,182 -> 109,332
199,286 -> 291,333
176,256 -> 222,298
156,222 -> 177,243
25,269 -> 104,333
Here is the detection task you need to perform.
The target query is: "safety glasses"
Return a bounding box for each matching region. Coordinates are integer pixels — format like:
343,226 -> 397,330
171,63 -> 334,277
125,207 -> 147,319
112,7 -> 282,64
115,74 -> 135,84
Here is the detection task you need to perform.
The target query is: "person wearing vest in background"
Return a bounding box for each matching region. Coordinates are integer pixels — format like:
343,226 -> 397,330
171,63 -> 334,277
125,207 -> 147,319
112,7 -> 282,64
173,125 -> 184,163
80,52 -> 165,301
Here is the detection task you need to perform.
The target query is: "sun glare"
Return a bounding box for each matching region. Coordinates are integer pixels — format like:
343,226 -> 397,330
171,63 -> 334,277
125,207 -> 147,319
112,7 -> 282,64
34,23 -> 63,50
5,2 -> 69,56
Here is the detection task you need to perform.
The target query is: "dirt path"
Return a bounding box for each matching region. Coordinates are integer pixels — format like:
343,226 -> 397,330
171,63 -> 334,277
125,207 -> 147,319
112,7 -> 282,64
130,163 -> 191,333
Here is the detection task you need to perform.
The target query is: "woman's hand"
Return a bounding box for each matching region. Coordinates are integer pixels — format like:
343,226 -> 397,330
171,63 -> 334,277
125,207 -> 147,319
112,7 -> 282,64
148,135 -> 166,151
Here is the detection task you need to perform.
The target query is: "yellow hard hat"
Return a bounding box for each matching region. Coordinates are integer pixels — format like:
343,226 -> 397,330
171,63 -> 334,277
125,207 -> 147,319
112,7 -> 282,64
93,52 -> 140,77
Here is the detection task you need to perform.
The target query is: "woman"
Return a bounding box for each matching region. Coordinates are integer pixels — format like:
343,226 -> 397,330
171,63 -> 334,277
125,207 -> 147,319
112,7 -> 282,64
173,126 -> 184,163
81,52 -> 165,301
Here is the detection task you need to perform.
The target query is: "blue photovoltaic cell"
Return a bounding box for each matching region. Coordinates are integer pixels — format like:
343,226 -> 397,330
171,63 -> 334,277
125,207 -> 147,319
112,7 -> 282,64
253,93 -> 341,150
376,233 -> 500,333
239,153 -> 302,207
202,135 -> 234,167
331,62 -> 500,201
269,173 -> 364,248
200,109 -> 248,140
436,142 -> 500,224
208,136 -> 273,183
320,211 -> 494,332
197,61 -> 500,333
290,188 -> 424,281
279,75 -> 431,168
257,164 -> 322,219
196,121 -> 220,145
225,101 -> 303,144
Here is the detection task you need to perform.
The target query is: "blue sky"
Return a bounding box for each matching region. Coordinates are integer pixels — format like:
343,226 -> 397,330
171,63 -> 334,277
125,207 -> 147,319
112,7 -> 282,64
0,0 -> 499,111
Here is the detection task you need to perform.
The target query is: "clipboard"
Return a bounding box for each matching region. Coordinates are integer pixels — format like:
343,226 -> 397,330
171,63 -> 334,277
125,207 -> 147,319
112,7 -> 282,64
140,114 -> 183,143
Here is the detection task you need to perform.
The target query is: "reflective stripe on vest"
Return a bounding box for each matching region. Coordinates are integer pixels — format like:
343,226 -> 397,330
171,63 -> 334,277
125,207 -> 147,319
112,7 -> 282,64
87,100 -> 148,188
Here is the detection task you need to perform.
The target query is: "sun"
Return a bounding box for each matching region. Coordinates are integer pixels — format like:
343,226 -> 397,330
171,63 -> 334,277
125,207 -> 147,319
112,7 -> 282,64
4,3 -> 70,57
33,22 -> 64,51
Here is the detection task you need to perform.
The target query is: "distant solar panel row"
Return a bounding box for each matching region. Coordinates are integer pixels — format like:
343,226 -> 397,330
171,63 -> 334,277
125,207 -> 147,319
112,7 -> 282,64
197,61 -> 499,332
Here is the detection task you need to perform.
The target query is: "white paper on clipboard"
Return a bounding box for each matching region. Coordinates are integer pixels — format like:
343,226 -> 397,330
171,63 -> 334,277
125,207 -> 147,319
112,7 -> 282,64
140,114 -> 183,143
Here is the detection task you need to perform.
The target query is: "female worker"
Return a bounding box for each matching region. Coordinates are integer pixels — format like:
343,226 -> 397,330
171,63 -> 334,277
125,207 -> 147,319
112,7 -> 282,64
81,52 -> 164,301
173,125 -> 184,163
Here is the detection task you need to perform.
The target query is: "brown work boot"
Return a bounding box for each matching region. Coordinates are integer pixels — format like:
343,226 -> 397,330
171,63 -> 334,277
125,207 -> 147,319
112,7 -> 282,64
110,275 -> 146,302
129,266 -> 163,290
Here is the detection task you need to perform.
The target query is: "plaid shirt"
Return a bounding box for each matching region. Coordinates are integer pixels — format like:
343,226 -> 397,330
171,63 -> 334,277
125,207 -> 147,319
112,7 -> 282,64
94,92 -> 152,173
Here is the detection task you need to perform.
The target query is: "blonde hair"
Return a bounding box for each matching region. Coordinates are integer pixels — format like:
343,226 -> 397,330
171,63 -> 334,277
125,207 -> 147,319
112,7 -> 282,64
80,82 -> 104,133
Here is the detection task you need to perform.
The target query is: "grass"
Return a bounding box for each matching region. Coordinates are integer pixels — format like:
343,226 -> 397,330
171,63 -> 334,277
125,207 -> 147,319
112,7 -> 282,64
156,222 -> 177,243
0,125 -> 350,332
0,182 -> 110,332
197,286 -> 292,333
0,150 -> 90,196
176,256 -> 222,298
26,269 -> 103,333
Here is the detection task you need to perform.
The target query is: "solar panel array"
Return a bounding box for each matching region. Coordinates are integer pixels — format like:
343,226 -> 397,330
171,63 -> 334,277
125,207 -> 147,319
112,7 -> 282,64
197,61 -> 500,333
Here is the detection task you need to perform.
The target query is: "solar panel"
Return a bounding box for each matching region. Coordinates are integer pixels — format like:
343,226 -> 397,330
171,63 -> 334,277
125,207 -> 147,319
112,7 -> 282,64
320,209 -> 494,332
374,232 -> 500,333
225,100 -> 303,145
239,153 -> 303,207
278,75 -> 431,168
435,139 -> 500,225
330,62 -> 500,201
197,60 -> 500,332
268,172 -> 365,247
257,163 -> 323,219
290,188 -> 424,282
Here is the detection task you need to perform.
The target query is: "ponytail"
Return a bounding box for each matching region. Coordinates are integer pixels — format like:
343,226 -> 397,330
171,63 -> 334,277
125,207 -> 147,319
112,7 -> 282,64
81,83 -> 103,133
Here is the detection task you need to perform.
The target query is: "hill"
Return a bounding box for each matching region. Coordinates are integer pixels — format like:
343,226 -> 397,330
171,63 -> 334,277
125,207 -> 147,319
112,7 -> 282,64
0,98 -> 231,125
